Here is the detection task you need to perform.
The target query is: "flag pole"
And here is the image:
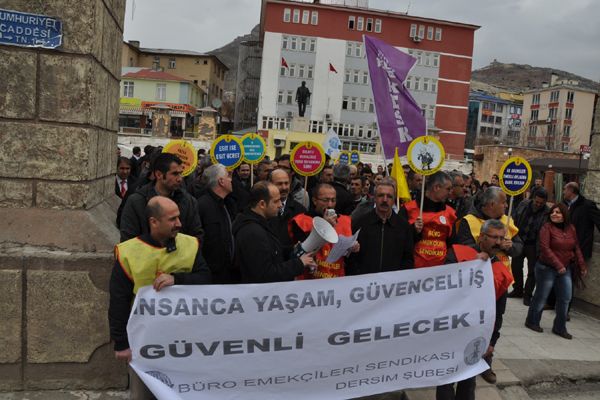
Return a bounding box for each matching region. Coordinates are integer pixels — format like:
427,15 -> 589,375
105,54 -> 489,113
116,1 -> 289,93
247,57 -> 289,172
505,195 -> 514,235
419,119 -> 429,219
251,164 -> 254,187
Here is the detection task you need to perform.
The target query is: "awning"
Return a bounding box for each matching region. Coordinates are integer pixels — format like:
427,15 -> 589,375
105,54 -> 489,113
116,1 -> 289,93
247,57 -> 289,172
119,107 -> 143,116
171,111 -> 186,118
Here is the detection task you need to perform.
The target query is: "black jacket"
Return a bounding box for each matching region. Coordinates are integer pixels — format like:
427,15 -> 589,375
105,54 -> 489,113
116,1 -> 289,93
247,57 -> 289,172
447,196 -> 472,220
232,209 -> 304,283
347,209 -> 414,275
119,183 -> 203,242
267,198 -> 307,254
108,234 -> 211,351
197,189 -> 237,284
453,205 -> 523,258
231,173 -> 251,213
115,176 -> 136,228
332,180 -> 354,216
512,198 -> 549,245
565,194 -> 600,259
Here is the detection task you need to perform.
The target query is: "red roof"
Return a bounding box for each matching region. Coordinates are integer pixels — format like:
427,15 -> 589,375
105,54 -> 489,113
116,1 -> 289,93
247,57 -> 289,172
122,69 -> 189,82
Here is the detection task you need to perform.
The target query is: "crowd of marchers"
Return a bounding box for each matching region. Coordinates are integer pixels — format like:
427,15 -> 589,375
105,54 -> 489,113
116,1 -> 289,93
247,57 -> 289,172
110,145 -> 598,400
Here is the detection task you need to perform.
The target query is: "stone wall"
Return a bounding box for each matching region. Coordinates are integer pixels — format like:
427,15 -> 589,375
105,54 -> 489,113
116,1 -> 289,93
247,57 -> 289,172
0,0 -> 127,391
473,145 -> 579,183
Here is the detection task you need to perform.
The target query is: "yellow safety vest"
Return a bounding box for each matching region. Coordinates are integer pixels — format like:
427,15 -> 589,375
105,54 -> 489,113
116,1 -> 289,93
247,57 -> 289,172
462,214 -> 518,279
115,234 -> 199,294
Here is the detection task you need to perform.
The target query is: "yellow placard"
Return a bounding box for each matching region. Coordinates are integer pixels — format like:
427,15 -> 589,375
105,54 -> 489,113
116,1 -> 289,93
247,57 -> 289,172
499,157 -> 532,196
406,136 -> 445,176
163,140 -> 198,177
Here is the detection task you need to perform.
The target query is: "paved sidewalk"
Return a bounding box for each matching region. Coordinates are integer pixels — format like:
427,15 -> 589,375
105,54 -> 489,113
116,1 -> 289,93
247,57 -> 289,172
2,299 -> 599,400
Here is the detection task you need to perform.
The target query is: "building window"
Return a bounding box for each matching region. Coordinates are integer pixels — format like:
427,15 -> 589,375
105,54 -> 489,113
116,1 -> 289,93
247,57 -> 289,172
292,9 -> 300,23
309,38 -> 316,52
307,66 -> 313,79
362,71 -> 368,85
290,36 -> 297,50
565,108 -> 573,119
344,69 -> 350,83
311,11 -> 318,25
350,97 -> 358,111
431,79 -> 437,93
346,42 -> 353,56
418,25 -> 425,39
302,10 -> 309,24
435,27 -> 442,41
298,64 -> 305,78
168,58 -> 176,69
423,78 -> 429,92
406,76 -> 412,90
550,90 -> 560,102
496,104 -> 503,113
495,116 -> 502,124
283,8 -> 291,22
427,26 -> 434,40
530,109 -> 539,120
532,93 -> 540,104
357,16 -> 364,31
201,80 -> 207,86
366,18 -> 373,32
280,66 -> 287,77
564,125 -> 571,137
549,107 -> 557,120
355,43 -> 362,57
278,91 -> 284,104
300,38 -> 307,51
123,81 -> 134,98
155,83 -> 166,101
369,99 -> 374,113
410,24 -> 417,37
562,143 -> 569,151
153,55 -> 160,63
360,98 -> 366,112
414,77 -> 420,91
286,91 -> 294,105
342,96 -> 349,110
289,64 -> 296,77
348,16 -> 355,30
353,70 -> 360,84
567,91 -> 575,103
282,35 -> 289,49
424,52 -> 431,66
529,125 -> 537,137
375,19 -> 382,33
433,54 -> 439,67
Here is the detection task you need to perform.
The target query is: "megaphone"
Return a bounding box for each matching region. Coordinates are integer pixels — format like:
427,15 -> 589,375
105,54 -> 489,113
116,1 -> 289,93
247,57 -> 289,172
292,216 -> 339,258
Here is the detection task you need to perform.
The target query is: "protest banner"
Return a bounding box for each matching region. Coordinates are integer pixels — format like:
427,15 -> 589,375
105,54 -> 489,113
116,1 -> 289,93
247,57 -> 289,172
406,136 -> 446,218
323,128 -> 342,160
163,140 -> 197,177
290,141 -> 326,190
128,259 -> 495,400
499,156 -> 532,228
210,135 -> 244,170
241,133 -> 267,186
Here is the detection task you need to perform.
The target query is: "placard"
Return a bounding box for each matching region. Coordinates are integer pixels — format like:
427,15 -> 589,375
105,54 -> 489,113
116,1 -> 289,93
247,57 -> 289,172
162,140 -> 197,177
406,136 -> 445,176
337,151 -> 350,165
210,135 -> 244,170
499,157 -> 532,196
241,133 -> 267,164
290,142 -> 326,177
350,150 -> 360,165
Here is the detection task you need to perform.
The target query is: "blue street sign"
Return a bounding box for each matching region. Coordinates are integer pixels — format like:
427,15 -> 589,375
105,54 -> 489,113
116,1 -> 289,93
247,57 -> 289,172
0,9 -> 62,49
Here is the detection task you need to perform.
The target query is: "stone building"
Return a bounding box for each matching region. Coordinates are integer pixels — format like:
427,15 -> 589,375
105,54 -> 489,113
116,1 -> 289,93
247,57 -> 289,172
0,1 -> 127,391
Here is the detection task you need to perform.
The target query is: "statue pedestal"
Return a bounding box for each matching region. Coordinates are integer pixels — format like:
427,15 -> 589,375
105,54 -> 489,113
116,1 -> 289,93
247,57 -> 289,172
291,117 -> 309,132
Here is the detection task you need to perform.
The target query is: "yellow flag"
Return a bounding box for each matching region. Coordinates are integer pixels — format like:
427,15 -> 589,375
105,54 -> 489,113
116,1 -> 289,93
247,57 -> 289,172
390,147 -> 411,202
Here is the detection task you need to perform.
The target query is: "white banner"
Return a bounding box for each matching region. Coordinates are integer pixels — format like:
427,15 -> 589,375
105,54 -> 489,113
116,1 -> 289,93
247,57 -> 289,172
323,128 -> 342,159
128,260 -> 495,400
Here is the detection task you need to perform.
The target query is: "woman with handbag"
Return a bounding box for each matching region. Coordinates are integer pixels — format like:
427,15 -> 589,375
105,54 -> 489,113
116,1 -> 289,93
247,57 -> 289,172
525,203 -> 587,339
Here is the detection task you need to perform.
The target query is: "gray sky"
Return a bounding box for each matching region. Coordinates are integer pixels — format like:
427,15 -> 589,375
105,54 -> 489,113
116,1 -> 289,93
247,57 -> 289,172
124,0 -> 599,81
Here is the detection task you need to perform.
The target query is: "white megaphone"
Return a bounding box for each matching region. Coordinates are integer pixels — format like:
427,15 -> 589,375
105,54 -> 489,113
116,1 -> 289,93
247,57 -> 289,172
292,216 -> 339,257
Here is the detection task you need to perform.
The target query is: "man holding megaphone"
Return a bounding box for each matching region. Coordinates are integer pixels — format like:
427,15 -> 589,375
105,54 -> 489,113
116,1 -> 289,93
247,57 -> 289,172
290,183 -> 359,279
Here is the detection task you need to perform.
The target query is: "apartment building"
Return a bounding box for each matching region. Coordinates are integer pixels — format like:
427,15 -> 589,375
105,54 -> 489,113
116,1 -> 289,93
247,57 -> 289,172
466,91 -> 522,149
258,0 -> 479,157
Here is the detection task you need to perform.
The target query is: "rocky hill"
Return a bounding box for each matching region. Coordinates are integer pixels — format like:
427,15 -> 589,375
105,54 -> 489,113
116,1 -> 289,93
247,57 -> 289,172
209,24 -> 260,93
471,61 -> 599,94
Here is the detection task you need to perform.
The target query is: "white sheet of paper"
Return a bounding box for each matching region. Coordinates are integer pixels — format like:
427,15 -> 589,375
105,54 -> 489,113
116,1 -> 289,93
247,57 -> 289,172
326,229 -> 360,262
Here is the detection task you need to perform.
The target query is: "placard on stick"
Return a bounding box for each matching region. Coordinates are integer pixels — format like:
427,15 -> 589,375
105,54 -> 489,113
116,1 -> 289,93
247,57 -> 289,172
162,139 -> 198,177
210,135 -> 244,170
290,141 -> 326,177
499,157 -> 532,196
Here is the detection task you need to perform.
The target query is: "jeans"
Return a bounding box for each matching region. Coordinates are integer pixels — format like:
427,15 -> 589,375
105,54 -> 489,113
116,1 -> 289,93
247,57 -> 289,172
510,244 -> 537,298
436,377 -> 476,400
526,262 -> 572,333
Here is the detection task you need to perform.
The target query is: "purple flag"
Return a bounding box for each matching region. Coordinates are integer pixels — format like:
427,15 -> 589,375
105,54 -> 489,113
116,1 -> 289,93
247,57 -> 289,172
364,35 -> 426,159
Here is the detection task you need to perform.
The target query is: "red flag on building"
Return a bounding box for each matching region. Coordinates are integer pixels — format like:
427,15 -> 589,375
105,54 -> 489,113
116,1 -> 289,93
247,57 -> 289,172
329,62 -> 338,73
281,57 -> 289,69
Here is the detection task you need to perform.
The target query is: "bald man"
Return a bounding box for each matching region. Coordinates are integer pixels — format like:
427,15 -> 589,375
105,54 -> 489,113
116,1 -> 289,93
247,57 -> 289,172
109,196 -> 211,399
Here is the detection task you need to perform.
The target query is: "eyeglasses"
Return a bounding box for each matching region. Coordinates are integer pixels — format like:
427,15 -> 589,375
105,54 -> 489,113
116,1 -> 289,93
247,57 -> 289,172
317,198 -> 336,203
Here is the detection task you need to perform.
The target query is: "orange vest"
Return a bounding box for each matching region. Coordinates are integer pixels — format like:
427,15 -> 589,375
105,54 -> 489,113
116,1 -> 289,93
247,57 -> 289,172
452,244 -> 512,299
404,200 -> 457,268
291,214 -> 352,279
